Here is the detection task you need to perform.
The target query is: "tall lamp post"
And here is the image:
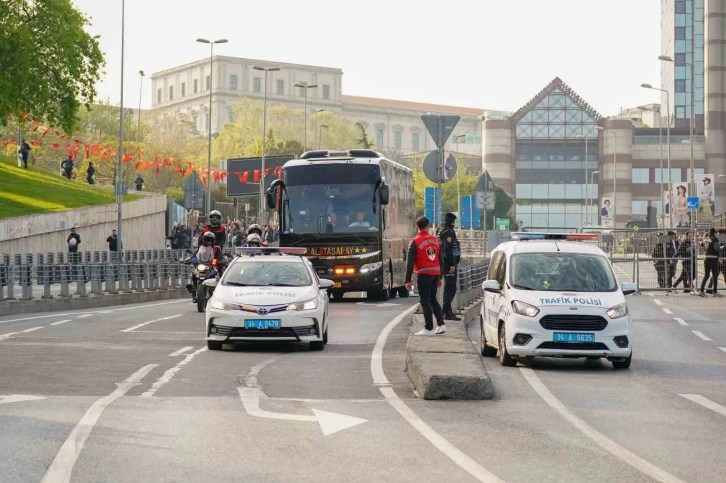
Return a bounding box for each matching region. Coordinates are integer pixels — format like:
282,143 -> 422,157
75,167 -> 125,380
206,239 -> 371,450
253,65 -> 280,223
197,38 -> 228,216
642,83 -> 672,228
294,82 -> 318,150
117,0 -> 126,250
314,109 -> 325,149
136,70 -> 144,148
596,126 -> 618,227
319,124 -> 328,149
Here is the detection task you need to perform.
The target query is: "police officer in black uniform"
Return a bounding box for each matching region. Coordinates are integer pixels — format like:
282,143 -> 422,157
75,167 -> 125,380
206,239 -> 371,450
437,212 -> 461,321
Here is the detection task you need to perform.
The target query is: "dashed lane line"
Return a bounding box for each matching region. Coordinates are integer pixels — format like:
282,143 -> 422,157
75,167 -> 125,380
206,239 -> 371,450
719,347 -> 726,354
654,299 -> 663,306
663,308 -> 673,315
0,326 -> 45,341
121,314 -> 182,333
140,347 -> 207,397
76,314 -> 93,319
167,346 -> 193,357
692,330 -> 713,341
674,318 -> 688,326
680,394 -> 726,418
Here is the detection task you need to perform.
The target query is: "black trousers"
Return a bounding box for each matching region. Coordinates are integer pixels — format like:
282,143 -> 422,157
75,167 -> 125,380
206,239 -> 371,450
442,265 -> 457,314
673,262 -> 694,288
700,258 -> 719,293
416,274 -> 443,331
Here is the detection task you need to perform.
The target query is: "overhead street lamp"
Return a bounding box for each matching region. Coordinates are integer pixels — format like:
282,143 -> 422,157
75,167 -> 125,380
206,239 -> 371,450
319,124 -> 329,150
197,38 -> 228,217
314,109 -> 325,149
253,65 -> 280,223
642,83 -> 672,228
294,82 -> 318,150
136,70 -> 144,148
638,103 -> 664,227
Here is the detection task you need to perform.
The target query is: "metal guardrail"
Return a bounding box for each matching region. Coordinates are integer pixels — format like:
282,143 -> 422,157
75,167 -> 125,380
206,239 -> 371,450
456,258 -> 489,311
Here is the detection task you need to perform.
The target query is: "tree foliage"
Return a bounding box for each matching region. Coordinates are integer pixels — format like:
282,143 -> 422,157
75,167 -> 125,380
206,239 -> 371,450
0,0 -> 105,133
354,122 -> 374,148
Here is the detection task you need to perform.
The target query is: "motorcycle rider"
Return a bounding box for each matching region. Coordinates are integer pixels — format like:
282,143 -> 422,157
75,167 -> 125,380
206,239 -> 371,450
247,224 -> 267,247
199,210 -> 226,248
246,233 -> 262,247
187,232 -> 222,301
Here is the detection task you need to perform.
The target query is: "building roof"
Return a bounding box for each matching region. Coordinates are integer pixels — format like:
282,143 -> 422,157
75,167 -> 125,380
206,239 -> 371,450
342,95 -> 484,116
511,77 -> 603,123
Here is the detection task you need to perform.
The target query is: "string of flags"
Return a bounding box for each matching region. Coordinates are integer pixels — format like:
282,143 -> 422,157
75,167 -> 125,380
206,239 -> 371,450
1,116 -> 281,187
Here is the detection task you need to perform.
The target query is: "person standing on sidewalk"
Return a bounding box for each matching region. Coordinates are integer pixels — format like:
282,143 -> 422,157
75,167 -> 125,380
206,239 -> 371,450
672,231 -> 694,292
405,216 -> 445,336
699,228 -> 721,297
438,212 -> 462,321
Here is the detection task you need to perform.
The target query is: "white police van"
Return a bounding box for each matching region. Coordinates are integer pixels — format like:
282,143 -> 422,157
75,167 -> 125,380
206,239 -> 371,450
479,233 -> 637,369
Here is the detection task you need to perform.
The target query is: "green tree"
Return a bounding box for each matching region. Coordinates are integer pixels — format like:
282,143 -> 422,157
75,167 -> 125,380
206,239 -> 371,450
354,122 -> 374,148
0,0 -> 105,133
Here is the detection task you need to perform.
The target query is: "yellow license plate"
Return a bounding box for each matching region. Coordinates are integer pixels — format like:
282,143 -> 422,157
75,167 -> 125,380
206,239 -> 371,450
334,282 -> 342,288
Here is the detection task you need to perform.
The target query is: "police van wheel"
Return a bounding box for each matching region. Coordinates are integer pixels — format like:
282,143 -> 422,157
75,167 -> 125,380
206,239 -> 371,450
498,323 -> 517,367
480,315 -> 497,357
611,353 -> 632,369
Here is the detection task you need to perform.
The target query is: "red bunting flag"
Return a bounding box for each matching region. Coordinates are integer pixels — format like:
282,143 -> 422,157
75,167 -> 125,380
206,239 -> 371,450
122,153 -> 134,163
50,143 -> 60,151
253,170 -> 260,183
65,144 -> 72,157
264,168 -> 270,176
30,140 -> 41,147
41,128 -> 52,138
84,144 -> 90,159
134,160 -> 142,170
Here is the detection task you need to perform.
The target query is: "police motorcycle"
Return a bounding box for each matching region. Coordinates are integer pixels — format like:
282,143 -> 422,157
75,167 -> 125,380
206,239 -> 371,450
186,232 -> 223,312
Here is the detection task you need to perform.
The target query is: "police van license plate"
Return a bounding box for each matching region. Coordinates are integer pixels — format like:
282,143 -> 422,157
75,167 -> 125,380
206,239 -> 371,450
245,319 -> 281,329
334,282 -> 342,288
553,332 -> 595,343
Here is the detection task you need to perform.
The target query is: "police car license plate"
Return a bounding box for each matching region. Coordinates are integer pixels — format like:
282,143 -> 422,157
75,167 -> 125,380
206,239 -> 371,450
334,282 -> 342,288
553,332 -> 595,343
245,319 -> 281,329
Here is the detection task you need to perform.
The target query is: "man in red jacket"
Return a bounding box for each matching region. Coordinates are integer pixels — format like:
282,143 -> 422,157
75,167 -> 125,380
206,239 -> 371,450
405,216 -> 445,336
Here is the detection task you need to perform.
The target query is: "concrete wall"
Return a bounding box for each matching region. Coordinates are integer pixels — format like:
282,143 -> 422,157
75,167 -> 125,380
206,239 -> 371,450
600,120 -> 634,227
0,196 -> 168,255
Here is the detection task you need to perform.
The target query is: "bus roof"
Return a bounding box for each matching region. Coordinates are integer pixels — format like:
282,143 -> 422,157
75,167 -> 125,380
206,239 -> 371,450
283,150 -> 412,172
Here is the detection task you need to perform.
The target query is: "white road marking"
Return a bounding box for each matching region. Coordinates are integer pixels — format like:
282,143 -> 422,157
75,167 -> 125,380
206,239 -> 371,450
719,347 -> 726,354
121,314 -> 182,333
40,364 -> 157,483
111,300 -> 186,312
372,305 -> 505,483
167,346 -> 193,357
646,293 -> 655,297
140,347 -> 207,397
0,300 -> 185,326
130,330 -> 205,334
0,394 -> 45,404
21,326 -> 43,333
519,368 -> 687,483
674,318 -> 688,326
0,326 -> 44,341
680,394 -> 726,418
663,308 -> 673,315
692,330 -> 713,341
653,299 -> 663,306
76,314 -> 93,319
0,313 -> 74,325
238,387 -> 367,436
50,319 -> 71,326
244,358 -> 278,389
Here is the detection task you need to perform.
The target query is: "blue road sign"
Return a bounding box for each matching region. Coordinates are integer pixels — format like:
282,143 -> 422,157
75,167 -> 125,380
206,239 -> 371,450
461,195 -> 482,229
687,196 -> 699,210
424,186 -> 441,224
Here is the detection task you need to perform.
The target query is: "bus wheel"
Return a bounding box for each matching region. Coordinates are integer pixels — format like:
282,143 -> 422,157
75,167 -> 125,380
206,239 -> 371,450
368,289 -> 389,301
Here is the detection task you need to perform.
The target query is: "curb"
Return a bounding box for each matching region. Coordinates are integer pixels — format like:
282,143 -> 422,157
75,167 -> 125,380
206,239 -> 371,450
405,298 -> 494,400
0,289 -> 187,316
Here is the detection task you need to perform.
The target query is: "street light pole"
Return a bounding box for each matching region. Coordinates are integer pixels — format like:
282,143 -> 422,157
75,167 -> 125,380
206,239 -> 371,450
117,0 -> 126,250
253,65 -> 280,223
314,109 -> 324,149
319,124 -> 328,149
136,70 -> 144,148
197,38 -> 228,216
642,83 -> 672,228
294,82 -> 318,150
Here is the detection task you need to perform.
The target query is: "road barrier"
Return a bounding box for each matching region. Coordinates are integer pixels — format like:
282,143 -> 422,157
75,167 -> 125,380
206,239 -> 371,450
456,259 -> 489,311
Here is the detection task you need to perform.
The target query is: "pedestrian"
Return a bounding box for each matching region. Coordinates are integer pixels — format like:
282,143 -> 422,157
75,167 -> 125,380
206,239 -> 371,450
665,231 -> 678,290
437,212 -> 461,320
404,216 -> 445,336
652,233 -> 667,289
87,162 -> 96,185
18,140 -> 31,169
67,227 -> 81,253
63,156 -> 74,180
135,175 -> 144,191
107,229 -> 119,252
672,231 -> 695,292
699,228 -> 721,297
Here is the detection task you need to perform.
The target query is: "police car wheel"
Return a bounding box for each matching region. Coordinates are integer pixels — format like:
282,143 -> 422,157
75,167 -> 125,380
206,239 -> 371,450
310,340 -> 325,351
207,341 -> 223,351
323,326 -> 328,345
611,353 -> 632,369
480,315 -> 497,357
498,323 -> 517,367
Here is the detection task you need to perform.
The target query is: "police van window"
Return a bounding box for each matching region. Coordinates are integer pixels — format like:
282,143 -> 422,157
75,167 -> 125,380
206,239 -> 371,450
509,253 -> 617,292
495,257 -> 507,288
487,252 -> 502,280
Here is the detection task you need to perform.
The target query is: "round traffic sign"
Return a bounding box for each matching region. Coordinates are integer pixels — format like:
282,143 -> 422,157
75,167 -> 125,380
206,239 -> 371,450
422,152 -> 457,184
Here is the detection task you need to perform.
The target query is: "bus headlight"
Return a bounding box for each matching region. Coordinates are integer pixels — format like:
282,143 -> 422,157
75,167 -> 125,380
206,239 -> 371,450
360,261 -> 383,274
287,298 -> 318,311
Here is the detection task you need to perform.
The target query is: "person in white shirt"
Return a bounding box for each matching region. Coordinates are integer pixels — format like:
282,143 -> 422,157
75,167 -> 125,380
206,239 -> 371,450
348,210 -> 371,228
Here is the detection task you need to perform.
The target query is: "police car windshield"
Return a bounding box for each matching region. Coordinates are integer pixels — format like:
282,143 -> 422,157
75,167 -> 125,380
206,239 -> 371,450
223,261 -> 312,287
510,253 -> 617,292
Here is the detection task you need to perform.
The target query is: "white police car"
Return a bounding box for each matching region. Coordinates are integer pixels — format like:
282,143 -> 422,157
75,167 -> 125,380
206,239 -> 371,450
479,233 -> 637,369
204,247 -> 333,351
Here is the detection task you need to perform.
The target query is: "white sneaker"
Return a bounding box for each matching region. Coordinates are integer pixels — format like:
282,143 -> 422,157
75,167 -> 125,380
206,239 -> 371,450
434,325 -> 447,335
415,328 -> 435,336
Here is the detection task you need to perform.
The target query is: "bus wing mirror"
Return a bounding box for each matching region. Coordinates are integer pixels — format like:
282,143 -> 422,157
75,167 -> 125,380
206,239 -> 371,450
380,184 -> 390,205
266,190 -> 277,209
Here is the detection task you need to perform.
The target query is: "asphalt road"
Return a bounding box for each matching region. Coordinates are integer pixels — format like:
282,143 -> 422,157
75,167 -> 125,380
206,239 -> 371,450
0,291 -> 724,483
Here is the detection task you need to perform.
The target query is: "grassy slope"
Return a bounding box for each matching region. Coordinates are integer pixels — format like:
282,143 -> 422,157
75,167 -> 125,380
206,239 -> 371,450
0,154 -> 139,219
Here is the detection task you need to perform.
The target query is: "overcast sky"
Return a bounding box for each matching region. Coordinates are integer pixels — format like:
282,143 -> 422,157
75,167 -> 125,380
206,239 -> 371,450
74,0 -> 662,116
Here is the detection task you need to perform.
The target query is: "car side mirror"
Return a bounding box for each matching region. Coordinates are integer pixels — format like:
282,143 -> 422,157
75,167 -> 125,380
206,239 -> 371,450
481,280 -> 501,293
202,279 -> 218,288
380,183 -> 390,205
318,279 -> 335,289
621,282 -> 637,296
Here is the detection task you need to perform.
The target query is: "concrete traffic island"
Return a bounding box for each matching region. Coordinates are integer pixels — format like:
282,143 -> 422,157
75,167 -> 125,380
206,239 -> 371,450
0,288 -> 187,316
405,300 -> 494,400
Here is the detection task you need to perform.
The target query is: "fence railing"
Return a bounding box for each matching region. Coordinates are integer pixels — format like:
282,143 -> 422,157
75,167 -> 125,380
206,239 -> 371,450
456,258 -> 489,311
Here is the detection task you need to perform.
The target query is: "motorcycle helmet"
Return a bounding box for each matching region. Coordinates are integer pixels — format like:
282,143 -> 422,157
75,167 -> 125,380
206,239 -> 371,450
209,210 -> 222,227
248,223 -> 263,236
246,233 -> 262,247
202,231 -> 216,246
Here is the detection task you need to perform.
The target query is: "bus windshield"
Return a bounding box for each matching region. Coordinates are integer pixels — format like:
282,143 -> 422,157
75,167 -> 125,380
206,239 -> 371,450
283,164 -> 381,235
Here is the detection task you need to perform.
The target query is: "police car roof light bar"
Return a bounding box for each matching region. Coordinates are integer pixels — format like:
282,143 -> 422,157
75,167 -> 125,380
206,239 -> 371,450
234,247 -> 308,255
511,232 -> 598,241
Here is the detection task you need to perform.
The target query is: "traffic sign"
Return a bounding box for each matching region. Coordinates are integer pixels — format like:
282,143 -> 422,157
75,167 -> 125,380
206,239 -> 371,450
461,196 -> 481,229
475,191 -> 495,211
424,186 -> 441,224
184,171 -> 204,210
687,196 -> 699,210
423,152 -> 457,184
495,218 -> 511,231
421,115 -> 460,149
474,171 -> 496,193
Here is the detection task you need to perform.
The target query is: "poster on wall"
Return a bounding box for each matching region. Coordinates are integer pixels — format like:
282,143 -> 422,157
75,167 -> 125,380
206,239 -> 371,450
671,184 -> 689,227
696,173 -> 715,226
601,197 -> 613,227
